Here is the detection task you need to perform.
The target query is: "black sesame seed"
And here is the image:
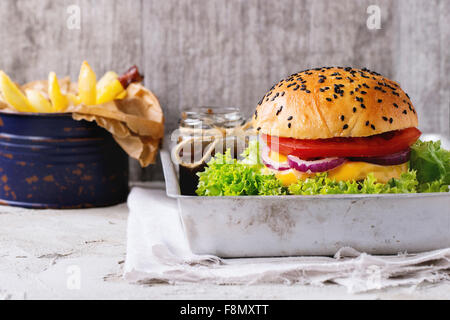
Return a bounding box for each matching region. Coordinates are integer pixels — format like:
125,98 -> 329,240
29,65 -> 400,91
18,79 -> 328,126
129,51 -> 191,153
288,123 -> 292,128
365,121 -> 370,126
276,106 -> 283,115
333,94 -> 338,99
340,115 -> 345,121
382,116 -> 388,121
350,91 -> 354,95
393,103 -> 399,108
281,92 -> 285,96
371,124 -> 376,130
361,104 -> 366,109
318,78 -> 325,83
335,77 -> 342,80
403,110 -> 407,114
343,124 -> 349,130
293,85 -> 300,91
378,99 -> 382,103
389,118 -> 393,123
353,107 -> 357,113
287,116 -> 293,121
326,98 -> 332,102
360,91 -> 367,95
306,90 -> 311,93
257,127 -> 261,131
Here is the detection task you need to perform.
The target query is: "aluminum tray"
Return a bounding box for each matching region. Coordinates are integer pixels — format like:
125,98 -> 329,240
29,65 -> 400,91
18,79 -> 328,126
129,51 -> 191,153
161,134 -> 450,257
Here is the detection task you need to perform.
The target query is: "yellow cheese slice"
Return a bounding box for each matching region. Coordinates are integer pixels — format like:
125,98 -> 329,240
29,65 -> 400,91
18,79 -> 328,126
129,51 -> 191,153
268,159 -> 407,186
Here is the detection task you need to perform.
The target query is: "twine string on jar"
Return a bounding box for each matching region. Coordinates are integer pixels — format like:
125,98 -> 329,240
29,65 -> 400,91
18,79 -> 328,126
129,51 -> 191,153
172,121 -> 254,169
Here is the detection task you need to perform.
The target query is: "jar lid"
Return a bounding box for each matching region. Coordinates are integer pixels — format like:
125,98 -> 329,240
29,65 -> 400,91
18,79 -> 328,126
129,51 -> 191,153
180,106 -> 245,129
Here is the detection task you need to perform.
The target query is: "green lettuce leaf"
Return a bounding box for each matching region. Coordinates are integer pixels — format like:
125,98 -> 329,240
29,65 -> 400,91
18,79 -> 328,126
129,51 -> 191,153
196,140 -> 449,196
410,139 -> 450,191
196,141 -> 287,196
288,171 -> 419,195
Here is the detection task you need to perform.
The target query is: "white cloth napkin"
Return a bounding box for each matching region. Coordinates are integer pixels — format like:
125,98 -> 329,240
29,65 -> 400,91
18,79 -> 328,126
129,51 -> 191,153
124,187 -> 450,293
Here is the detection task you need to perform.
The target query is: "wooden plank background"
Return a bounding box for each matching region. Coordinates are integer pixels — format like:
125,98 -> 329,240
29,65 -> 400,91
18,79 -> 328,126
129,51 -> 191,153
0,0 -> 448,181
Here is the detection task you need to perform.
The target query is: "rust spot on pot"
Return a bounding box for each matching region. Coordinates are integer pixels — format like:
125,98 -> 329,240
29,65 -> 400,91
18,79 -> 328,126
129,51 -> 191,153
4,185 -> 10,191
43,175 -> 55,182
64,127 -> 72,132
11,191 -> 16,200
2,175 -> 7,183
78,186 -> 84,195
0,200 -> 10,206
0,117 -> 4,126
0,152 -> 13,159
16,161 -> 26,167
26,176 -> 39,184
72,169 -> 82,176
27,194 -> 33,199
81,175 -> 93,181
77,163 -> 85,168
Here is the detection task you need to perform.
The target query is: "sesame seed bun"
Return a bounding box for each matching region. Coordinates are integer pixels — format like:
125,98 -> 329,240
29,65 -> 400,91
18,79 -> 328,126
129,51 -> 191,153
253,67 -> 418,139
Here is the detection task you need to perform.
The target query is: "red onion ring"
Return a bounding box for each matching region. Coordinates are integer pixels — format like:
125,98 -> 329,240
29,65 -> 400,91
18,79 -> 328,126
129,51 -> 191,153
287,155 -> 347,173
261,146 -> 291,171
349,148 -> 411,166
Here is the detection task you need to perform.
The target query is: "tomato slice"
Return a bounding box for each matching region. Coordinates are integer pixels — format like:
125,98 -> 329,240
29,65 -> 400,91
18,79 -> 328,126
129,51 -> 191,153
262,127 -> 421,159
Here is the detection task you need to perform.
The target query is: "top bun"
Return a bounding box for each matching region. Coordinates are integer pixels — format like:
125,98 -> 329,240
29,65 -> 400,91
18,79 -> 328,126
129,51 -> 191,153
253,67 -> 418,139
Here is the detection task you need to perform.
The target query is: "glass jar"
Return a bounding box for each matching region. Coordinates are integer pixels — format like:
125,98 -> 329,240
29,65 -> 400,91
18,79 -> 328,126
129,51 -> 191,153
172,107 -> 246,195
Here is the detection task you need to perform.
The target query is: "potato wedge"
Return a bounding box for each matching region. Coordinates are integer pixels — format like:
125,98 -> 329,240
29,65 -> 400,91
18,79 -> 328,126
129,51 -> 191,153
96,79 -> 125,104
48,72 -> 68,112
115,90 -> 127,100
67,93 -> 81,106
78,61 -> 97,105
97,71 -> 118,92
25,89 -> 53,113
0,71 -> 36,112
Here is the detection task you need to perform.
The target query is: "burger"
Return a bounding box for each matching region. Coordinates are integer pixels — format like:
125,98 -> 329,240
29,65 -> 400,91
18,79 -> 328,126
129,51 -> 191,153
253,67 -> 421,186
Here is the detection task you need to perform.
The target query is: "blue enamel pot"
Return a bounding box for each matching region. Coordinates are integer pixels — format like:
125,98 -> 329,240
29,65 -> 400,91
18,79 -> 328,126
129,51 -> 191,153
0,111 -> 129,208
